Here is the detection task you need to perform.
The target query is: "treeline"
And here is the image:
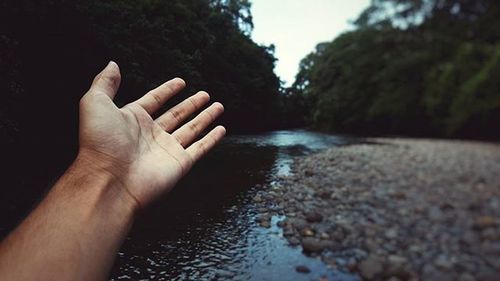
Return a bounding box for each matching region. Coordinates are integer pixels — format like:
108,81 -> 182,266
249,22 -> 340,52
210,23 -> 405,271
293,0 -> 500,139
0,0 -> 284,150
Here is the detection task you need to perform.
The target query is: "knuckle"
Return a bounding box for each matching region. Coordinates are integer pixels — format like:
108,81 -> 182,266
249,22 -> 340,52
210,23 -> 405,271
188,122 -> 199,135
182,152 -> 194,169
79,94 -> 90,108
198,141 -> 207,155
204,109 -> 216,122
150,92 -> 163,107
102,73 -> 121,88
187,97 -> 198,110
165,82 -> 176,93
92,73 -> 102,84
173,134 -> 184,146
169,108 -> 183,123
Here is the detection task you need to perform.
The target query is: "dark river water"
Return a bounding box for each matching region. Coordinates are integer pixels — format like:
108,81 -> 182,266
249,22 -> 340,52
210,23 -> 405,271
104,130 -> 361,280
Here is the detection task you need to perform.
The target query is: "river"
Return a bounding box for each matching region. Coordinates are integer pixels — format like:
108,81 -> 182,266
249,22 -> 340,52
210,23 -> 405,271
109,130 -> 362,280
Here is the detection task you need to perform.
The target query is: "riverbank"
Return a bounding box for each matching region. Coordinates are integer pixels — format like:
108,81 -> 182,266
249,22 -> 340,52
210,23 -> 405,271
255,138 -> 500,280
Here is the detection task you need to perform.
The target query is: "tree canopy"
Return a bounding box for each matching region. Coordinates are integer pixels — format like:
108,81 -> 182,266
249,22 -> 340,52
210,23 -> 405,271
294,0 -> 500,138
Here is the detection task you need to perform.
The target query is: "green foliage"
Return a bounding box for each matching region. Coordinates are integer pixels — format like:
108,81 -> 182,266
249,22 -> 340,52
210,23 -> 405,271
295,0 -> 500,138
429,44 -> 500,135
0,0 -> 281,135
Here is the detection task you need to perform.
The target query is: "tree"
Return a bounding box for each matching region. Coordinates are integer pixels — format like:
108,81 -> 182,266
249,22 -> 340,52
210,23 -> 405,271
293,0 -> 500,138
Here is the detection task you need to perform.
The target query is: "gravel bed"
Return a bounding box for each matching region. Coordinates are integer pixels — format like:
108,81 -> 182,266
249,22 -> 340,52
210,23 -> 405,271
254,138 -> 500,281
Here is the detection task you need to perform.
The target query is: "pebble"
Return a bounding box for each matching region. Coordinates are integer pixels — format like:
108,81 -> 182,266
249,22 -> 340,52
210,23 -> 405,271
384,228 -> 398,239
301,237 -> 330,253
357,256 -> 383,280
295,265 -> 311,273
301,228 -> 315,237
434,254 -> 454,270
253,195 -> 263,203
458,273 -> 476,281
473,216 -> 497,230
256,213 -> 271,228
259,221 -> 271,228
288,237 -> 301,246
291,218 -> 308,231
305,211 -> 323,223
320,232 -> 330,240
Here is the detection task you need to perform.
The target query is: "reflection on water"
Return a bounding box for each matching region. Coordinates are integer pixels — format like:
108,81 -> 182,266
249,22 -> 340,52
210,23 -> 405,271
110,130 -> 360,280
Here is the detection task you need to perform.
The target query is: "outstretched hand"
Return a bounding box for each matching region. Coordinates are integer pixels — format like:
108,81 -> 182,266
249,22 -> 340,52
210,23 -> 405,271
0,61 -> 225,281
78,61 -> 225,209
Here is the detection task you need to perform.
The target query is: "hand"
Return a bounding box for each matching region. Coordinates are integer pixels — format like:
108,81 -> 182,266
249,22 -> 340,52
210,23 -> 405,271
78,61 -> 225,210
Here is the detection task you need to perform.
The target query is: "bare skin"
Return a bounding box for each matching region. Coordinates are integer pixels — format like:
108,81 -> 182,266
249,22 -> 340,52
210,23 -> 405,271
0,61 -> 225,280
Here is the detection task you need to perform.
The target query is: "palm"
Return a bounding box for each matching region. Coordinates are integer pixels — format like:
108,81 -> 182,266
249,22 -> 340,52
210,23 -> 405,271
79,62 -> 225,208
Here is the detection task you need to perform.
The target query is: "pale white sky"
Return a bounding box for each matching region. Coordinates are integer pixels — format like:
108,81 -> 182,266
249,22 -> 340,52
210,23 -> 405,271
251,0 -> 370,86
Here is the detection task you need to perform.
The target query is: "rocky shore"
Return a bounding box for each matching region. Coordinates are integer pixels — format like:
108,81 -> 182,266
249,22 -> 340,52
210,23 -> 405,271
254,138 -> 500,281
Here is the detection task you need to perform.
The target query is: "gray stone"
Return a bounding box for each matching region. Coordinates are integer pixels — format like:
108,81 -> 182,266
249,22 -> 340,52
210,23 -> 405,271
434,254 -> 453,270
301,237 -> 331,253
287,236 -> 301,246
305,211 -> 323,223
358,256 -> 383,280
291,218 -> 308,231
458,273 -> 476,281
295,265 -> 311,273
385,228 -> 398,239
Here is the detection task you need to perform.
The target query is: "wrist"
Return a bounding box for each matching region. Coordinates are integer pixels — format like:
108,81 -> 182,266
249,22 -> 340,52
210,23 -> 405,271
69,150 -> 140,215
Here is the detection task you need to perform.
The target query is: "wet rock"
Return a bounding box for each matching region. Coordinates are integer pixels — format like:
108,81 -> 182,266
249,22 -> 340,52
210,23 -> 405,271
440,202 -> 454,211
422,267 -> 455,281
288,236 -> 301,246
386,255 -> 410,280
434,254 -> 454,270
283,227 -> 294,237
301,228 -> 314,237
215,269 -> 235,278
318,191 -> 331,199
305,211 -> 323,223
357,256 -> 383,280
319,232 -> 330,240
256,213 -> 271,228
295,265 -> 311,273
276,220 -> 286,228
387,255 -> 407,267
330,229 -> 345,241
260,221 -> 271,228
473,216 -> 497,230
389,190 -> 407,200
458,273 -> 476,281
253,195 -> 263,203
301,237 -> 331,253
461,230 -> 478,245
384,228 -> 398,239
291,218 -> 308,231
266,138 -> 500,280
476,268 -> 498,281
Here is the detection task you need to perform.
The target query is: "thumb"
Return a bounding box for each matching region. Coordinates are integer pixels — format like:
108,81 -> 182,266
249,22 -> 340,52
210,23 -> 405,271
90,61 -> 121,99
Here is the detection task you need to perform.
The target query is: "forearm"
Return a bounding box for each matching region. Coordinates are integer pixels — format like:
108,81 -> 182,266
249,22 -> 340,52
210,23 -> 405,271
0,154 -> 137,280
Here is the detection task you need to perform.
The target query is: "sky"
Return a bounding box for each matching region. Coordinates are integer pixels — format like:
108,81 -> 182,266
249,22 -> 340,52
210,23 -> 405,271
250,0 -> 371,86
